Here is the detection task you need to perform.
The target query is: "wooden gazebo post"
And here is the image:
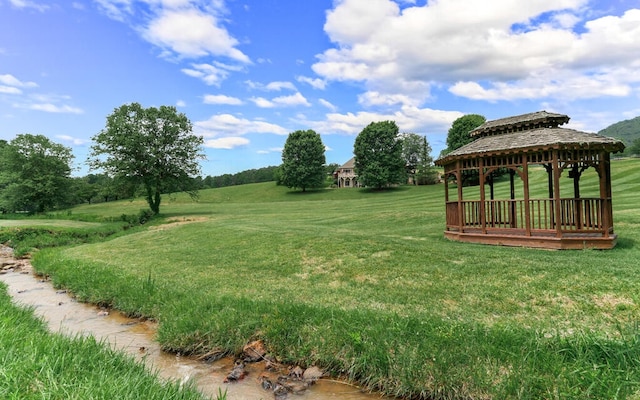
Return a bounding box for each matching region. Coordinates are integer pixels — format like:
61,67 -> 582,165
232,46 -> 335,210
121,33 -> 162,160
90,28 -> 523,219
599,151 -> 612,239
456,160 -> 463,233
522,156 -> 531,236
552,150 -> 562,238
479,158 -> 487,234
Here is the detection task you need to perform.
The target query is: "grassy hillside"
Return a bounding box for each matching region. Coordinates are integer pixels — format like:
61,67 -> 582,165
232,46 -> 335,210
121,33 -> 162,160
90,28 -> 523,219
21,158 -> 640,399
599,115 -> 640,146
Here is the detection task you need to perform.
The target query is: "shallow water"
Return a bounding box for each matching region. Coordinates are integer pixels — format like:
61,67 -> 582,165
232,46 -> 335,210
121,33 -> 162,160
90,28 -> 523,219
0,250 -> 391,400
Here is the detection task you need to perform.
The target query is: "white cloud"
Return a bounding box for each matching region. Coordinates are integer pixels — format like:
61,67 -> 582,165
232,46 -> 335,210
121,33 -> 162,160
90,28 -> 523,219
450,68 -> 635,101
56,135 -> 89,146
0,74 -> 38,88
265,81 -> 297,91
142,7 -> 250,62
0,76 -> 83,115
302,106 -> 463,136
249,93 -> 309,108
203,94 -> 243,105
358,91 -> 420,107
9,0 -> 49,12
249,97 -> 275,108
204,137 -> 250,149
245,80 -> 297,91
176,99 -> 186,107
94,0 -> 133,22
28,103 -> 84,114
0,86 -> 22,95
314,0 -> 640,103
195,113 -> 289,136
272,92 -> 311,107
296,75 -> 327,90
257,147 -> 282,154
318,98 -> 337,111
181,63 -> 234,86
96,1 -> 249,65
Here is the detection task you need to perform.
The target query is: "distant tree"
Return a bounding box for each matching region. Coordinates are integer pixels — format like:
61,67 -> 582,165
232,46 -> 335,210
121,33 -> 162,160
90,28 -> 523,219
325,163 -> 340,185
325,163 -> 340,176
354,121 -> 406,189
443,114 -> 486,155
88,103 -> 204,214
400,132 -> 435,183
280,129 -> 326,192
400,133 -> 421,173
203,166 -> 280,188
628,137 -> 640,156
414,135 -> 439,185
87,174 -> 136,203
70,176 -> 98,204
0,134 -> 74,213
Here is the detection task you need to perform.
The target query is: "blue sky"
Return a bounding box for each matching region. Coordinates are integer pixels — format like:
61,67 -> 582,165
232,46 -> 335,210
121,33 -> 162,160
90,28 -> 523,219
1,0 -> 640,177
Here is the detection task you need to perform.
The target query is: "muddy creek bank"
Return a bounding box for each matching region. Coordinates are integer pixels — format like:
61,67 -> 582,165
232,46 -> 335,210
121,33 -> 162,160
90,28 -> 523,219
0,247 -> 391,400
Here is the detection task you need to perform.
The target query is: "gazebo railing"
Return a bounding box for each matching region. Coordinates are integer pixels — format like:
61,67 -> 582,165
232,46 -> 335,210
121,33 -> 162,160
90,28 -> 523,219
446,198 -> 607,234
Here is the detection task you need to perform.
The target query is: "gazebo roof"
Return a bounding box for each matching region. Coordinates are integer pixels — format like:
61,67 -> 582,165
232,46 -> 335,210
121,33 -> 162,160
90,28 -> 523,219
470,110 -> 570,138
436,127 -> 625,165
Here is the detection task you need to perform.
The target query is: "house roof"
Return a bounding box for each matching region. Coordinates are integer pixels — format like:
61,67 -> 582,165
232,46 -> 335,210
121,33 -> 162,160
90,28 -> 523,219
470,110 -> 570,138
436,127 -> 625,166
339,157 -> 355,169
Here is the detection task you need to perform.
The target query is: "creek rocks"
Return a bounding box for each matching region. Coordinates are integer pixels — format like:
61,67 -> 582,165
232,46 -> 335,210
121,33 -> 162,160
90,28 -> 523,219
242,339 -> 267,362
1,259 -> 27,274
223,360 -> 247,383
223,339 -> 325,399
0,245 -> 29,274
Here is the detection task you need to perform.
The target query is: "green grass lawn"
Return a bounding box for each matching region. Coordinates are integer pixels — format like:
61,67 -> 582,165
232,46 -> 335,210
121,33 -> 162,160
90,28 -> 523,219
0,220 -> 103,228
11,158 -> 640,398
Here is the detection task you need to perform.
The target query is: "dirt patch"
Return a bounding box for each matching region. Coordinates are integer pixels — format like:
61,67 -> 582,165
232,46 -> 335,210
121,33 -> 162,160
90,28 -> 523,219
592,293 -> 635,309
148,216 -> 209,231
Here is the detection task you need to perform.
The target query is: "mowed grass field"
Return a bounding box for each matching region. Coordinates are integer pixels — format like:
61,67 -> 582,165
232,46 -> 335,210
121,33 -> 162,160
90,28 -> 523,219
24,158 -> 640,399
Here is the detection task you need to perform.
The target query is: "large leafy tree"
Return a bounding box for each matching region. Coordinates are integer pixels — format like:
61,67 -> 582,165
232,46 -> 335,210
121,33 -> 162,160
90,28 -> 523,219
88,103 -> 205,214
354,121 -> 406,189
280,129 -> 326,192
0,134 -> 74,213
443,114 -> 486,155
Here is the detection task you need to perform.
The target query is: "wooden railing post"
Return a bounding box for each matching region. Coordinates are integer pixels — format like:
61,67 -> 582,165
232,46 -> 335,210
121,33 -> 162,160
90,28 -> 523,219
553,151 -> 562,237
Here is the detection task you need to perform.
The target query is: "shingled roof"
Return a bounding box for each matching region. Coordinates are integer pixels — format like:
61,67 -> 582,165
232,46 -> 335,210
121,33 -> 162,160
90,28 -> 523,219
469,110 -> 570,138
436,111 -> 625,166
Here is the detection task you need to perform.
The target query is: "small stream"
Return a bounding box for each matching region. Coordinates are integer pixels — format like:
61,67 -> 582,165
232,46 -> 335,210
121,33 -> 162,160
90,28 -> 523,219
0,247 -> 392,400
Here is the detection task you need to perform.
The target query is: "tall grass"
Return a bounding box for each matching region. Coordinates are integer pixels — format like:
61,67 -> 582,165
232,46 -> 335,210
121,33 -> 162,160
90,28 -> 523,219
26,158 -> 640,399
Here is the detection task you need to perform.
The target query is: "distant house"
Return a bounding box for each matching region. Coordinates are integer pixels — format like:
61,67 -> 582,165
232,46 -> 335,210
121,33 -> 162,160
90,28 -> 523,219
334,157 -> 362,188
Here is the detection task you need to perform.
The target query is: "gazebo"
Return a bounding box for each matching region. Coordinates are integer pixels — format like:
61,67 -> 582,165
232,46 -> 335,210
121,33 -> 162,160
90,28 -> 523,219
434,111 -> 625,250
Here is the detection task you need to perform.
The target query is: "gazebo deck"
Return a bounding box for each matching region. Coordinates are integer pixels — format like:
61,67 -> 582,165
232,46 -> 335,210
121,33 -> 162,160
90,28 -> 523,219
443,229 -> 617,250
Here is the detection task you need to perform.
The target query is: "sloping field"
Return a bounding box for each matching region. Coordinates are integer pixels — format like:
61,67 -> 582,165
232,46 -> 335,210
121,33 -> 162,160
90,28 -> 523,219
32,158 -> 640,399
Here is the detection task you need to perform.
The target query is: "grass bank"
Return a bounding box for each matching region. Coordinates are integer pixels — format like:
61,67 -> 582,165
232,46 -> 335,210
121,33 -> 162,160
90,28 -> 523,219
22,158 -> 640,398
0,283 -> 206,400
